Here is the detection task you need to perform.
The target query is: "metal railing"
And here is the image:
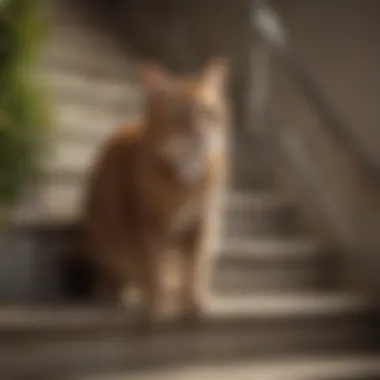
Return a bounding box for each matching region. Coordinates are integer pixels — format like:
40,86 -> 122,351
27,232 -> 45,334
251,0 -> 380,184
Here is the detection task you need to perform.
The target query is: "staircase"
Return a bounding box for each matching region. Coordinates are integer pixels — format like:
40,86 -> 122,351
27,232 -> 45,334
2,190 -> 380,379
1,1 -> 379,379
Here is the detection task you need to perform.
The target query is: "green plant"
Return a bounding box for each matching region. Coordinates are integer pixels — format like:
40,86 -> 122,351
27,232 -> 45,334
0,0 -> 50,219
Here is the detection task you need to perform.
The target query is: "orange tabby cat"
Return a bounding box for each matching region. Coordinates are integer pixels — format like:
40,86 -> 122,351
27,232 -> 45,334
77,60 -> 230,323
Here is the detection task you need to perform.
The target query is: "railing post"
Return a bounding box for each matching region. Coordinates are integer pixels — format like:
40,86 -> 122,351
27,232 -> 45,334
247,0 -> 270,134
243,0 -> 273,188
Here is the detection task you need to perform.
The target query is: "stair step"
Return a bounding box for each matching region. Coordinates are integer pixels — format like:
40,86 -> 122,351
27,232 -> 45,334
0,293 -> 367,333
227,192 -> 290,209
51,25 -> 127,58
43,138 -> 102,177
45,28 -> 134,80
71,354 -> 380,380
13,187 -> 293,228
208,293 -> 367,318
215,236 -> 331,293
0,293 -> 374,378
215,265 -> 326,293
220,237 -> 320,260
54,103 -> 138,146
47,69 -> 141,120
224,192 -> 297,236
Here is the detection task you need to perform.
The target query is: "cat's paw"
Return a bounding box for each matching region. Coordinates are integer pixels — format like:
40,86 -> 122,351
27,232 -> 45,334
121,286 -> 142,308
132,309 -> 162,336
180,297 -> 206,326
135,301 -> 177,330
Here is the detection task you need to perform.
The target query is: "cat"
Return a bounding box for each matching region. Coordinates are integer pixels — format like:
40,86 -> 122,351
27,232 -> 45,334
69,60 -> 230,324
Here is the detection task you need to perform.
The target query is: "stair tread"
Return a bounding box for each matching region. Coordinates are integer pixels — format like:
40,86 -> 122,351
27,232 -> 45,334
12,190 -> 291,226
46,68 -> 140,98
208,293 -> 367,318
227,191 -> 290,208
47,26 -> 133,65
54,102 -> 139,142
45,42 -> 133,80
221,237 -> 320,259
51,25 -> 128,56
46,69 -> 141,119
74,354 -> 380,380
0,292 -> 367,332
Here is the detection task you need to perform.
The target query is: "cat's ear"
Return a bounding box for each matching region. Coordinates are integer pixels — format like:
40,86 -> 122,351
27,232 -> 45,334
201,58 -> 228,94
139,63 -> 171,94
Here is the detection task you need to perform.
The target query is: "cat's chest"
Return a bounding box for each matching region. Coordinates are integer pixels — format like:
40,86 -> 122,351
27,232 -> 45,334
138,171 -> 204,235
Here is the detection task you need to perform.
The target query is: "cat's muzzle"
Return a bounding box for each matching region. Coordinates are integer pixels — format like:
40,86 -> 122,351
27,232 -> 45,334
161,135 -> 208,182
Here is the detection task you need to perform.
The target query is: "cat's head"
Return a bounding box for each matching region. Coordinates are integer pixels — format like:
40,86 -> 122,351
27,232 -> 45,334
139,60 -> 229,182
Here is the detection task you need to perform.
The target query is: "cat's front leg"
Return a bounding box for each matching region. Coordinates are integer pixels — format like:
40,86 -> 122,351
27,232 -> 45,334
181,177 -> 227,320
180,216 -> 220,320
180,222 -> 206,320
136,232 -> 173,325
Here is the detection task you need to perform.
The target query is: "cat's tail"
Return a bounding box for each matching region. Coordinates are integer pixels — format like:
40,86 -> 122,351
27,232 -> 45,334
59,227 -> 98,301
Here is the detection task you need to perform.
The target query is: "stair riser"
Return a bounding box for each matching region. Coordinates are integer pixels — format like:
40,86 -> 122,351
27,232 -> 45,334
214,266 -> 327,293
51,84 -> 141,121
224,206 -> 297,237
214,250 -> 336,293
1,317 -> 372,378
45,43 -> 132,80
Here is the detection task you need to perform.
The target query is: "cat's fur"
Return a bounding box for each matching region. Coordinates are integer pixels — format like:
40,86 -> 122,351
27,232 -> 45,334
72,61 -> 230,323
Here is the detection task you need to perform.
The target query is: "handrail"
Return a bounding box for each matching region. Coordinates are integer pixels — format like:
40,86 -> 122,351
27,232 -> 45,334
252,1 -> 380,185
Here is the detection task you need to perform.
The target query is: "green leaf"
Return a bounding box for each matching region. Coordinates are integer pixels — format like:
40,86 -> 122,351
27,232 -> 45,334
0,0 -> 51,222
